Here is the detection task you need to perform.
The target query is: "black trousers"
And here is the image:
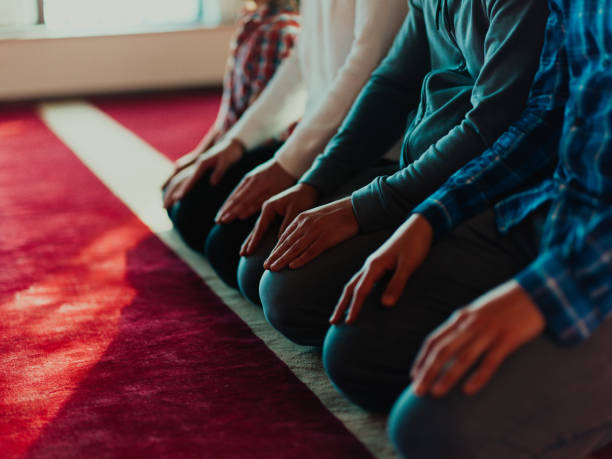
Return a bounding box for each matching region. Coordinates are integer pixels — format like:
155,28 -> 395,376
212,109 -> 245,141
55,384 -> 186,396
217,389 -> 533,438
165,142 -> 282,288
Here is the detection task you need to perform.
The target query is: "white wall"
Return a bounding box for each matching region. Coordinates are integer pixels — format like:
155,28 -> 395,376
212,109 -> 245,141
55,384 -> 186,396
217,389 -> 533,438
0,0 -> 38,27
0,26 -> 235,101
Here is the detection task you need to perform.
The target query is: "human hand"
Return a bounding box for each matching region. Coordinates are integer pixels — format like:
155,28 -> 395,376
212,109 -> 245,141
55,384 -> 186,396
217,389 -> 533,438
262,197 -> 359,272
240,183 -> 319,257
215,159 -> 296,224
161,150 -> 200,191
411,280 -> 545,398
161,130 -> 216,190
330,214 -> 434,325
163,138 -> 244,209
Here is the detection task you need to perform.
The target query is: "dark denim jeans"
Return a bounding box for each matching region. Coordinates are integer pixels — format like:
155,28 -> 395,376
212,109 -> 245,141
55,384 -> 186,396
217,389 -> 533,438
165,142 -> 282,288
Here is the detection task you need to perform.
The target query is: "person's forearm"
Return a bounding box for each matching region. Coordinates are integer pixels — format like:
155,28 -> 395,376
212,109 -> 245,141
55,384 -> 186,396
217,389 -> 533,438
300,8 -> 429,195
224,51 -> 306,151
352,107 -> 561,233
349,0 -> 551,233
273,0 -> 408,178
516,209 -> 612,345
299,76 -> 415,194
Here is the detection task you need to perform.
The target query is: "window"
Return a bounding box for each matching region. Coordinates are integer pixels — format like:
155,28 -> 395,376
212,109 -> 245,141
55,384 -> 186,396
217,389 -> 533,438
44,0 -> 203,30
0,0 -> 243,32
0,1 -> 39,27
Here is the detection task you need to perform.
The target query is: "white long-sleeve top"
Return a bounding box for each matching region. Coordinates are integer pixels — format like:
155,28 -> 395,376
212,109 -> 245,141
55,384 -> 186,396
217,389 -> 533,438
223,0 -> 408,178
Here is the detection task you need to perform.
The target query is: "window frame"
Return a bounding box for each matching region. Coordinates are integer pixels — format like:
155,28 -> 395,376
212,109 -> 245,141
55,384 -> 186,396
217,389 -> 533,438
37,0 -> 45,25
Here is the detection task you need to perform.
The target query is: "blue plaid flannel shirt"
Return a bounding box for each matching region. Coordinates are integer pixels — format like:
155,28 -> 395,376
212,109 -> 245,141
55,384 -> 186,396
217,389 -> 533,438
414,0 -> 612,345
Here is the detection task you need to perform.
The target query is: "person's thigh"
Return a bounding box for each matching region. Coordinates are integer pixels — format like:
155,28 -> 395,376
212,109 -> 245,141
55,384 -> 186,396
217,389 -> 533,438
165,142 -> 281,251
205,217 -> 258,289
388,319 -> 612,459
259,228 -> 394,345
322,210 -> 541,412
237,162 -> 399,337
237,222 -> 281,304
237,161 -> 399,307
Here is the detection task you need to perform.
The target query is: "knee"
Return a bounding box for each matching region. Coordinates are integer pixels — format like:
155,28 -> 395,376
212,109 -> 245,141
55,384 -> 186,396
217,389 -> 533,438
388,389 -> 438,458
323,323 -> 411,413
166,198 -> 210,252
237,256 -> 263,306
260,271 -> 326,346
204,225 -> 240,288
260,270 -> 305,344
388,389 -> 479,459
322,325 -> 394,412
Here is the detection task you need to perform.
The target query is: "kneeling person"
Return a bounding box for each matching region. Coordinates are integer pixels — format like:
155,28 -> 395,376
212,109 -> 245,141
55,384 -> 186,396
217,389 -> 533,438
239,0 -> 549,347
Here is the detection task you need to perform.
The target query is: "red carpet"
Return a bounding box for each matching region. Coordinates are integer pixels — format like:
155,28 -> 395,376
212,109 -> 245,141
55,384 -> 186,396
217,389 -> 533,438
0,105 -> 373,458
92,90 -> 220,161
3,93 -> 612,459
90,90 -> 612,459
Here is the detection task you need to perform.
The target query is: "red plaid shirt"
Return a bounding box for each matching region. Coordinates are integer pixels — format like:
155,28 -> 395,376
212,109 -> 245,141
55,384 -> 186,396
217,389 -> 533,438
215,5 -> 300,143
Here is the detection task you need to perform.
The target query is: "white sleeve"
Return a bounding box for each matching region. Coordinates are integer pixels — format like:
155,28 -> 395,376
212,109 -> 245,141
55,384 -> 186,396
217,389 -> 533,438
224,49 -> 307,149
274,0 -> 409,178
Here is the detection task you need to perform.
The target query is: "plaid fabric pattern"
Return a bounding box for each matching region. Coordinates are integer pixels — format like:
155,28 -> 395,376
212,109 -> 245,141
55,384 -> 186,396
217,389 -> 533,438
414,0 -> 612,344
215,5 -> 300,141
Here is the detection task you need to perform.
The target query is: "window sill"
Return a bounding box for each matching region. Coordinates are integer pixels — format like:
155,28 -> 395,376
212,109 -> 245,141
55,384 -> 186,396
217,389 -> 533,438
0,25 -> 235,101
0,21 -> 234,41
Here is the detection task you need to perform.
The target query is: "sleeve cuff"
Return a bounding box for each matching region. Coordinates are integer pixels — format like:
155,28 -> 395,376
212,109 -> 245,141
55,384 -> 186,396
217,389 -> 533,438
516,252 -> 595,346
351,182 -> 397,233
299,158 -> 349,197
412,197 -> 456,240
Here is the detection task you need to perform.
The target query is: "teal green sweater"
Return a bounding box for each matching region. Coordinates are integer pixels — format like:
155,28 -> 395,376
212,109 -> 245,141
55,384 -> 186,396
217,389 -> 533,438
300,0 -> 549,232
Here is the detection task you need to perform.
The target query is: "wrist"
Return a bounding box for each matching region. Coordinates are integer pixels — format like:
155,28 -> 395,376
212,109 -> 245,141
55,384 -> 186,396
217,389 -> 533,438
410,213 -> 434,242
230,137 -> 246,154
296,182 -> 319,203
270,159 -> 298,182
339,197 -> 360,232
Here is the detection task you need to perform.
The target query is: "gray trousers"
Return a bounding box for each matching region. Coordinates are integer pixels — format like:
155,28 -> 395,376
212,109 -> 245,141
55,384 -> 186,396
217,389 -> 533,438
388,318 -> 612,459
321,209 -> 612,458
238,169 -> 612,458
237,164 -> 398,325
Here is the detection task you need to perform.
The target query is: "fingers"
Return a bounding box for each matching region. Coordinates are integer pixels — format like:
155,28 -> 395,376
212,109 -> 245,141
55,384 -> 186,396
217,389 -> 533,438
240,204 -> 277,256
265,233 -> 313,271
219,196 -> 266,224
161,155 -> 198,190
287,241 -> 328,269
264,218 -> 300,268
411,310 -> 470,378
274,216 -> 298,249
429,331 -> 495,397
344,267 -> 382,324
330,253 -> 394,325
167,156 -> 215,206
163,178 -> 182,208
330,273 -> 361,324
237,203 -> 263,221
463,340 -> 512,395
172,173 -> 199,203
412,323 -> 477,397
209,157 -> 231,186
215,179 -> 249,223
279,206 -> 300,235
161,169 -> 180,191
381,261 -> 413,306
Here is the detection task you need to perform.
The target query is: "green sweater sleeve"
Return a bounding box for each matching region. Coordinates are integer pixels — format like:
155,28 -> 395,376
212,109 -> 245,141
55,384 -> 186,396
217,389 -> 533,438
351,0 -> 549,232
299,0 -> 429,195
